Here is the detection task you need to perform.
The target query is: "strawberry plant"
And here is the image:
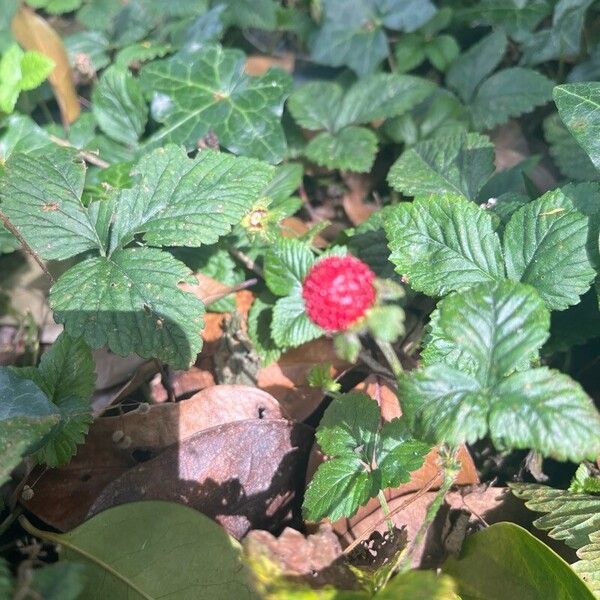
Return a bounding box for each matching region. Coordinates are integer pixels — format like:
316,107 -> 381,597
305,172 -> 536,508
1,0 -> 600,598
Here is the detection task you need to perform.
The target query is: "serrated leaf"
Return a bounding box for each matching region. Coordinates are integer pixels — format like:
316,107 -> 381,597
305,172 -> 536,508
50,247 -> 205,369
471,67 -> 554,130
109,145 -> 273,251
491,367 -> 600,460
303,456 -> 375,521
554,82 -> 600,171
310,0 -> 435,76
263,238 -> 315,296
510,482 -> 600,550
0,368 -> 59,486
0,147 -> 105,260
305,127 -> 379,173
271,291 -> 323,348
544,113 -> 600,181
400,282 -> 600,461
387,132 -> 495,201
446,31 -> 507,103
247,294 -> 281,366
316,391 -> 381,458
0,114 -> 52,160
92,66 -> 148,146
220,0 -> 277,29
26,0 -> 81,14
376,419 -> 429,488
384,195 -> 504,296
574,530 -> 600,598
140,44 -> 291,163
503,189 -> 595,310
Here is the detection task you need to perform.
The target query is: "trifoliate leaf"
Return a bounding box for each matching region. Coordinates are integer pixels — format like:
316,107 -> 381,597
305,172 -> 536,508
510,482 -> 600,550
446,31 -> 507,103
310,0 -> 436,75
503,189 -> 595,310
425,35 -> 460,72
305,127 -> 379,173
12,332 -> 95,467
384,195 -> 504,296
109,145 -> 273,251
50,247 -> 205,369
140,44 -> 291,162
271,291 -> 322,348
387,132 -> 495,201
574,530 -> 600,597
471,67 -> 554,130
0,368 -> 59,486
263,238 -> 314,296
544,113 -> 599,181
0,147 -> 105,260
92,66 -> 148,146
400,281 -> 600,461
554,82 -> 600,172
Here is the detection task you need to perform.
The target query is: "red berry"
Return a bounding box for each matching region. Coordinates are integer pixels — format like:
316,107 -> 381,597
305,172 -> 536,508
302,255 -> 376,331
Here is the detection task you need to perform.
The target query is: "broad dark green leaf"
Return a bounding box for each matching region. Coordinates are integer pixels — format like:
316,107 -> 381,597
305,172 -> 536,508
50,247 -> 205,369
385,195 -> 504,296
140,44 -> 291,163
109,145 -> 273,251
443,523 -> 595,600
387,133 -> 495,201
64,30 -> 110,72
92,66 -> 148,146
503,189 -> 595,310
0,368 -> 59,486
554,82 -> 600,171
22,501 -> 258,599
0,147 -> 105,259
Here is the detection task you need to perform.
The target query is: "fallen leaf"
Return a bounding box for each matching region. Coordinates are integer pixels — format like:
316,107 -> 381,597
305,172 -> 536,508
149,358 -> 215,403
341,173 -> 377,226
257,338 -> 349,421
245,53 -> 295,76
12,7 -> 80,125
22,385 -> 286,531
280,217 -> 328,248
88,419 -> 313,539
244,525 -> 356,589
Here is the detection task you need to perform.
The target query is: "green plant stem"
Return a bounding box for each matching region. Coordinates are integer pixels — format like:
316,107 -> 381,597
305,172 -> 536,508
377,489 -> 395,535
375,338 -> 403,378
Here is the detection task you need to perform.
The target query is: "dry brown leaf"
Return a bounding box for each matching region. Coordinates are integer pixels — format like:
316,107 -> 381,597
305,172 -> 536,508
245,53 -> 295,76
12,7 -> 80,125
341,173 -> 377,226
257,338 -> 349,421
280,217 -> 328,248
88,419 -> 313,539
149,359 -> 215,403
23,385 -> 285,530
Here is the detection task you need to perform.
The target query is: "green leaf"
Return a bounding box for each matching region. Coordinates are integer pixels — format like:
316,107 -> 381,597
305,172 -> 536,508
50,247 -> 205,369
574,530 -> 600,598
310,0 -> 436,75
554,82 -> 600,171
22,501 -> 259,599
220,0 -> 277,29
443,523 -> 595,600
400,281 -> 600,461
303,456 -> 375,521
471,67 -> 554,130
503,189 -> 595,310
366,305 -> 405,343
109,145 -> 273,251
570,464 -> 600,495
26,0 -> 81,14
263,238 -> 315,296
92,66 -> 148,146
305,127 -> 378,173
114,42 -> 172,70
0,368 -> 59,486
425,35 -> 460,72
374,570 -> 457,600
271,291 -> 323,348
490,367 -> 600,460
140,44 -> 291,163
510,482 -> 600,549
0,558 -> 13,599
544,113 -> 600,181
247,294 -> 281,366
394,34 -> 426,73
0,114 -> 52,160
446,31 -> 507,103
65,31 -> 111,72
0,147 -> 105,260
30,563 -> 88,600
384,195 -> 504,296
387,132 -> 495,201
0,223 -> 18,254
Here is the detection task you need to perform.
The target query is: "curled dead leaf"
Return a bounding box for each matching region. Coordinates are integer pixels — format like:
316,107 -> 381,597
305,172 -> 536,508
12,7 -> 80,125
245,53 -> 295,76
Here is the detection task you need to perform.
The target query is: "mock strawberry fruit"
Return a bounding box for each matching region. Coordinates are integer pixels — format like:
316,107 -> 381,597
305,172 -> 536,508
302,255 -> 376,331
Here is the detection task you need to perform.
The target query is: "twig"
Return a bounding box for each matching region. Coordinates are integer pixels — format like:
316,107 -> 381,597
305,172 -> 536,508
154,359 -> 175,402
299,184 -> 319,221
374,338 -> 403,378
358,350 -> 395,380
203,278 -> 258,306
48,134 -> 110,169
0,210 -> 54,282
229,248 -> 263,277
